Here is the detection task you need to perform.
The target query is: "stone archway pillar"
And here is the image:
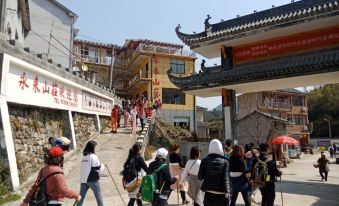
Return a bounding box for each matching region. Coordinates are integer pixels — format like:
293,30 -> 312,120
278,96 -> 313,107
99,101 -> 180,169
222,89 -> 237,142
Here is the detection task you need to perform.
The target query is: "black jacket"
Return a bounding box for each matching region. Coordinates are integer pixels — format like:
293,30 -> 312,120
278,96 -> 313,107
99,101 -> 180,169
229,156 -> 250,173
169,153 -> 185,168
252,153 -> 281,182
134,154 -> 150,173
198,154 -> 231,194
149,160 -> 177,196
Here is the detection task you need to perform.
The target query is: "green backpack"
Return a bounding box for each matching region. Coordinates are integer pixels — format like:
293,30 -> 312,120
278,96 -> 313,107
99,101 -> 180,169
141,164 -> 167,202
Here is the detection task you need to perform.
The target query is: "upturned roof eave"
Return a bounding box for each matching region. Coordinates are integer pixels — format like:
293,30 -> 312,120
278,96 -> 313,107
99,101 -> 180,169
176,0 -> 339,48
168,46 -> 339,90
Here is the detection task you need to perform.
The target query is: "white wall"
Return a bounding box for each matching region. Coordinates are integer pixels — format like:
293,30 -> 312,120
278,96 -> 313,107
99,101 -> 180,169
3,0 -> 26,45
24,0 -> 74,68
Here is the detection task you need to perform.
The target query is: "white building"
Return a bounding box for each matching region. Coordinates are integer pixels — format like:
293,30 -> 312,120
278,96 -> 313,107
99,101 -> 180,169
0,0 -> 31,45
24,0 -> 77,69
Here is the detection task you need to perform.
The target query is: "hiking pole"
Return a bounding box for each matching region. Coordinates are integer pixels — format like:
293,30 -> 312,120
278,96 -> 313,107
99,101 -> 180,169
73,200 -> 78,206
176,181 -> 180,206
280,176 -> 284,206
105,164 -> 127,206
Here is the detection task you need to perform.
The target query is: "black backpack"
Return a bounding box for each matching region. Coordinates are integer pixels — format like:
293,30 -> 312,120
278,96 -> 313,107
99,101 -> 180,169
29,169 -> 64,206
123,156 -> 138,183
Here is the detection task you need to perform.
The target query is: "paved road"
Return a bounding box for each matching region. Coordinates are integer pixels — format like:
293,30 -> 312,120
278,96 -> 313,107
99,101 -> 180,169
6,127 -> 339,206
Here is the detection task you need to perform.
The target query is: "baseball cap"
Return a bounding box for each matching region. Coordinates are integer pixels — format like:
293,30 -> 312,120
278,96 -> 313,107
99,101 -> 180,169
156,148 -> 168,159
49,146 -> 64,158
54,136 -> 71,146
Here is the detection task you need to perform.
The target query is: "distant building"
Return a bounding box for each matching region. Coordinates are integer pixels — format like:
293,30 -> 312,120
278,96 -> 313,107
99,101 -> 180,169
72,39 -> 128,88
24,0 -> 77,68
196,106 -> 209,138
0,0 -> 31,45
237,88 -> 310,147
114,39 -> 197,130
237,111 -> 288,145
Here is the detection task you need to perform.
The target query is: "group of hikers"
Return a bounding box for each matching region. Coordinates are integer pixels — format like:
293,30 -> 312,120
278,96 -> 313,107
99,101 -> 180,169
20,137 -> 104,206
122,139 -> 282,206
20,132 -> 334,206
20,134 -> 283,206
111,96 -> 162,134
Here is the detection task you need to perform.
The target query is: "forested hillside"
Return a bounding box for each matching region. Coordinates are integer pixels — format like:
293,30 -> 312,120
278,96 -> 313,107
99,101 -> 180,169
307,85 -> 339,138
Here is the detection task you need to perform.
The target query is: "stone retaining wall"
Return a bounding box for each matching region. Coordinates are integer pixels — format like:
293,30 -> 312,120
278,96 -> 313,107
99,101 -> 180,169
99,116 -> 111,132
8,104 -> 65,182
73,112 -> 98,149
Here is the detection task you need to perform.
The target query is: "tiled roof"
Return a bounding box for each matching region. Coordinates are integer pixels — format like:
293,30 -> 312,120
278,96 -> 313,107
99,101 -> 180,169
278,88 -> 306,94
168,46 -> 339,90
238,111 -> 288,122
176,0 -> 339,47
124,39 -> 183,49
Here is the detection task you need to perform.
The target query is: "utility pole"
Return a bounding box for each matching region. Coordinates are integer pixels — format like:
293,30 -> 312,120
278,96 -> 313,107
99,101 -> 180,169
109,45 -> 115,90
324,118 -> 332,139
47,18 -> 55,59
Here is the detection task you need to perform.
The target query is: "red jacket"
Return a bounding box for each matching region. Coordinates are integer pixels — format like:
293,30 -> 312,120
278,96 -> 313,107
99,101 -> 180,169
24,165 -> 78,203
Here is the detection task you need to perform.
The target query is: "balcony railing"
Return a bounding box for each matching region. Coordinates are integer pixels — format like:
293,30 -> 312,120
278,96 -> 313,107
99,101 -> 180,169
128,70 -> 151,87
260,100 -> 291,110
122,43 -> 196,66
81,55 -> 112,65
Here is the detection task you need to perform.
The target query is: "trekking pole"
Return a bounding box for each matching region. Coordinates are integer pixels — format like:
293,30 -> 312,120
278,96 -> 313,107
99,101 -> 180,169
280,176 -> 284,206
176,181 -> 180,206
73,200 -> 78,206
105,164 -> 127,206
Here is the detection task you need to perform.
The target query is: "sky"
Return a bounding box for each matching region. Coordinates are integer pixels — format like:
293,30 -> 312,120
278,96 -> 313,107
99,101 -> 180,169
58,0 -> 293,110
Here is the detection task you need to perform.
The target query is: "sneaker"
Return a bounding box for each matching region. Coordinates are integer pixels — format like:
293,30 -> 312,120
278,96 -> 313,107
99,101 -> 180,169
182,200 -> 190,205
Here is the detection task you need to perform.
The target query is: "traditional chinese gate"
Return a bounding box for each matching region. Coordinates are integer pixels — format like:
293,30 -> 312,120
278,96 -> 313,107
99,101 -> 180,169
169,0 -> 339,141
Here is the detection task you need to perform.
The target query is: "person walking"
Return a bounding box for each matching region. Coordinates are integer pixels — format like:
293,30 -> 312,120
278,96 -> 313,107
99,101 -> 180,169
317,153 -> 330,181
130,104 -> 138,136
111,105 -> 119,133
77,141 -> 104,206
149,148 -> 179,206
229,145 -> 250,206
224,139 -> 233,158
124,110 -> 129,128
198,139 -> 231,206
123,144 -> 150,206
139,100 -> 146,131
169,143 -> 189,205
328,145 -> 335,158
252,143 -> 282,206
181,146 -> 203,206
20,146 -> 81,206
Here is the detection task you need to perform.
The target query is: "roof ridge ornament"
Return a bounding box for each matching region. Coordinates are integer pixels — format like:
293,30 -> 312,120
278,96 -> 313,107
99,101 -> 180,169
205,15 -> 213,36
175,24 -> 181,33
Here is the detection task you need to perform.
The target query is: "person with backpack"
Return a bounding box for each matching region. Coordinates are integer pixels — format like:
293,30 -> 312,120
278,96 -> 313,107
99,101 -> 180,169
147,148 -> 178,206
229,145 -> 250,206
77,141 -> 104,206
20,146 -> 80,206
251,143 -> 282,206
198,139 -> 231,206
169,143 -> 189,205
181,146 -> 203,206
123,144 -> 150,206
328,145 -> 335,158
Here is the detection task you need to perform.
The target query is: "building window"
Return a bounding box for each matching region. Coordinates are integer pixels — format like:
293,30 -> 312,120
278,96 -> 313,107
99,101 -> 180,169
174,117 -> 190,130
170,59 -> 185,74
162,88 -> 185,105
292,96 -> 304,106
287,114 -> 293,123
294,114 -> 306,125
80,46 -> 89,57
